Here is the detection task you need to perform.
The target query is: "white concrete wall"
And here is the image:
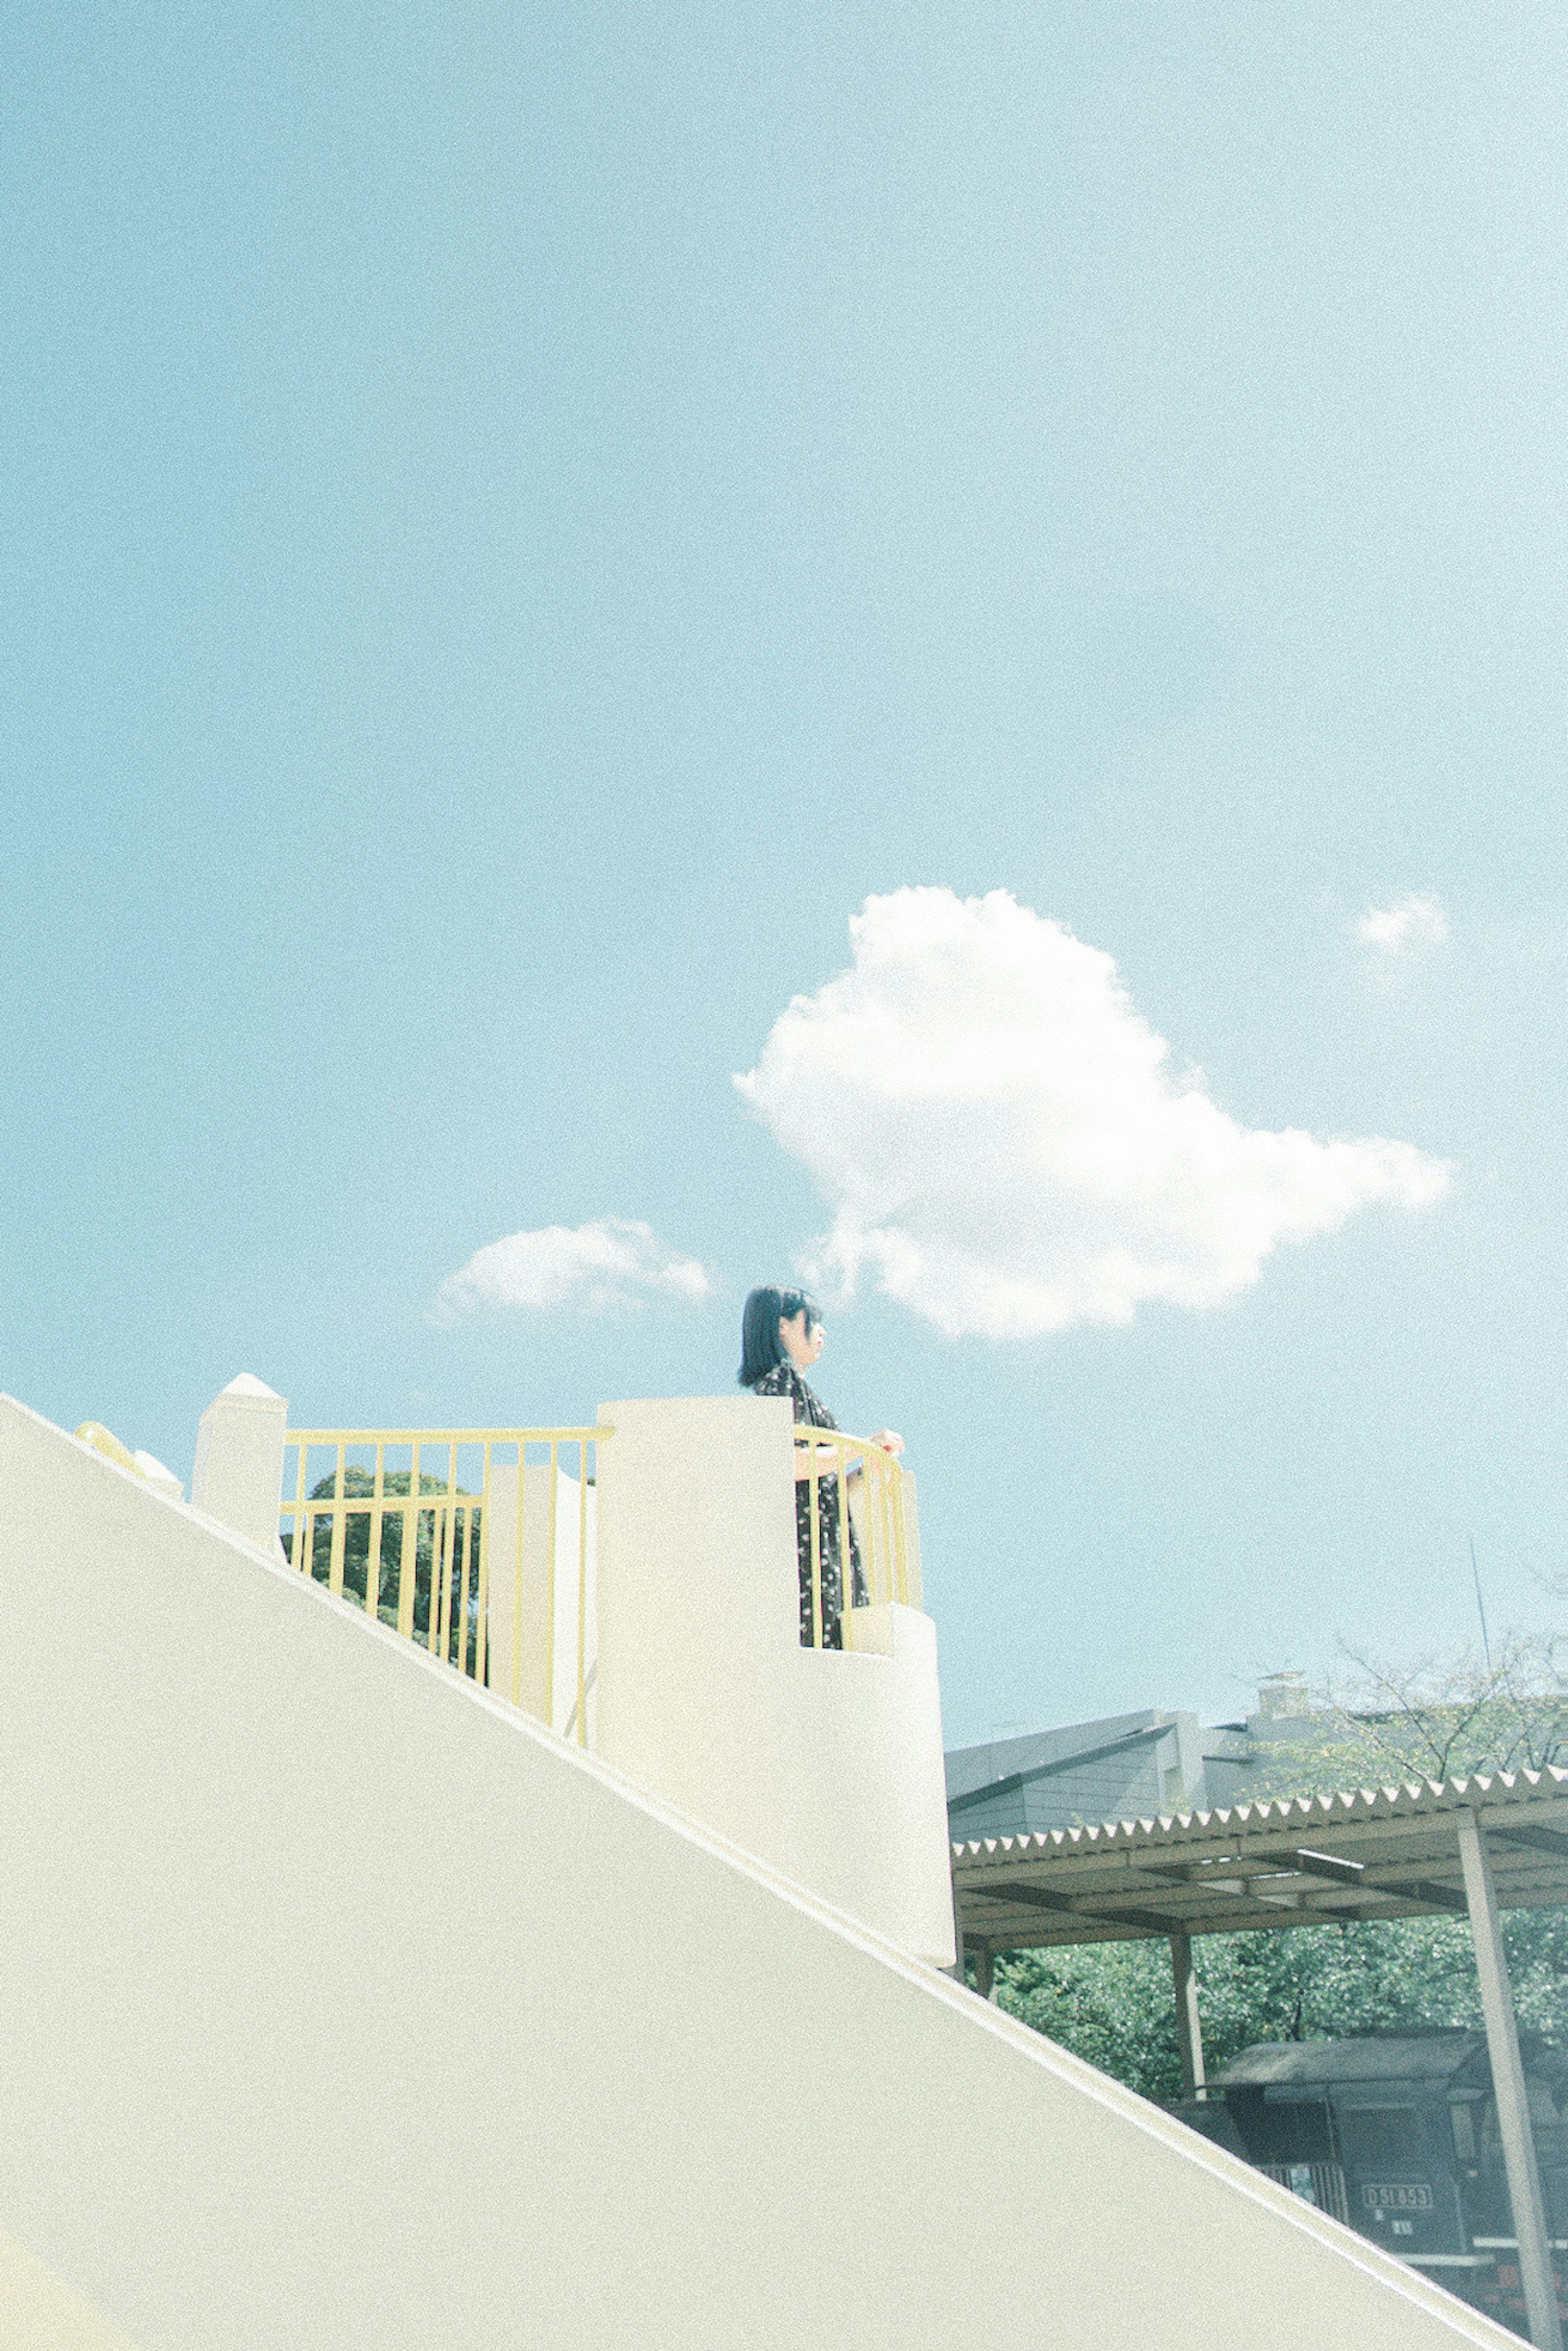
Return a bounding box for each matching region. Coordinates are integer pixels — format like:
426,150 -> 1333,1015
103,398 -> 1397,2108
0,1394 -> 1517,2351
593,1394 -> 956,1965
0,2224 -> 145,2350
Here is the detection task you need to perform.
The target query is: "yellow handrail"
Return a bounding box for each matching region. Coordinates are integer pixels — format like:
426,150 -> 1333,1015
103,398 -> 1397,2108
793,1428 -> 913,1650
280,1426 -> 610,1744
283,1418 -> 910,1694
75,1421 -> 143,1476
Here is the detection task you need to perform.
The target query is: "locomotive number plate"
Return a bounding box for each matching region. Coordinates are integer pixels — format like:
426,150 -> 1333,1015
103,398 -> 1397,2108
1364,2183 -> 1434,2213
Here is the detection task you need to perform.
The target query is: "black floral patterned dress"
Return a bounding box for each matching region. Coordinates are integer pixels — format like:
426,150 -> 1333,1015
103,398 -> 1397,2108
752,1362 -> 866,1648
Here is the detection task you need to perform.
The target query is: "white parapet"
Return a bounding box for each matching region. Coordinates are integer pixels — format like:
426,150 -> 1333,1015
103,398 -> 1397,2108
593,1393 -> 956,1967
190,1375 -> 288,1559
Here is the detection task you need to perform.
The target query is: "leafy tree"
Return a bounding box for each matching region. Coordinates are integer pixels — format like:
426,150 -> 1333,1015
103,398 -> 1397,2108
288,1468 -> 481,1665
988,1912 -> 1568,2105
985,1634 -> 1568,2100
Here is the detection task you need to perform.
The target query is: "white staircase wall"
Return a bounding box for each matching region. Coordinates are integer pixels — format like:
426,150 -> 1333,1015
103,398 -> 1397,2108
0,1393 -> 1517,2351
0,2223 -> 146,2350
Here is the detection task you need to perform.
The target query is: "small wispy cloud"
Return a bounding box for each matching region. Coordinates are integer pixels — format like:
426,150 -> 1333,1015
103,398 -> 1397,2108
1354,893 -> 1449,956
434,1218 -> 711,1321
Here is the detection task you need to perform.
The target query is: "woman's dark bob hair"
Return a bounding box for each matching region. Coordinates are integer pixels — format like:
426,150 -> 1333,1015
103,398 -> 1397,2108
738,1285 -> 820,1388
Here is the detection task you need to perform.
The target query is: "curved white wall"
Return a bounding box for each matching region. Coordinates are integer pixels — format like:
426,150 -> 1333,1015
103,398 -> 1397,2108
593,1394 -> 956,1965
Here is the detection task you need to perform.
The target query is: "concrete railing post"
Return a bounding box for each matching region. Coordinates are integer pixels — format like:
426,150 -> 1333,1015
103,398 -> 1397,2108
191,1376 -> 289,1561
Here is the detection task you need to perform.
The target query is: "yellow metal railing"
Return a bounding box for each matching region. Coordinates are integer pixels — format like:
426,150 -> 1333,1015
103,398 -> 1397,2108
795,1429 -> 915,1650
283,1420 -> 914,1699
280,1427 -> 608,1745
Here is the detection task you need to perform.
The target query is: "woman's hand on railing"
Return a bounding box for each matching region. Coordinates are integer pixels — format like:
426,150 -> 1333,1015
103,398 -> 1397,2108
793,1429 -> 903,1482
845,1431 -> 903,1482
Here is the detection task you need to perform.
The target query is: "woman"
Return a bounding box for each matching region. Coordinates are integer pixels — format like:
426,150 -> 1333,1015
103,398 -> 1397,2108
737,1285 -> 904,1649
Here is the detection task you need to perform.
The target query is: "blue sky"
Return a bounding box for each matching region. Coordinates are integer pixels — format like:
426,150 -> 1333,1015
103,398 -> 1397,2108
3,3 -> 1566,1747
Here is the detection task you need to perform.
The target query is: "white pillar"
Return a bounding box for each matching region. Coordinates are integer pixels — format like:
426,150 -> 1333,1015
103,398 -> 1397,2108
191,1377 -> 289,1561
1171,1932 -> 1207,2101
1456,1807 -> 1563,2351
481,1461 -> 594,1737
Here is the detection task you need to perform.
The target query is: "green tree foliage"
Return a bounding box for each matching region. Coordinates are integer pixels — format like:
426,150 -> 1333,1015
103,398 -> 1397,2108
989,1912 -> 1568,2105
289,1468 -> 481,1665
985,1636 -> 1568,2101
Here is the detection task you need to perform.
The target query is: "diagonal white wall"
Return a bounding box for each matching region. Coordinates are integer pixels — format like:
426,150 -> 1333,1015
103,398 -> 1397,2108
0,1394 -> 1516,2351
0,2224 -> 146,2349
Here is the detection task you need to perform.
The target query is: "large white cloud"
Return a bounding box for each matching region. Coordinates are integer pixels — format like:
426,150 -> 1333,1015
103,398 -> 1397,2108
736,888 -> 1451,1341
436,1218 -> 710,1320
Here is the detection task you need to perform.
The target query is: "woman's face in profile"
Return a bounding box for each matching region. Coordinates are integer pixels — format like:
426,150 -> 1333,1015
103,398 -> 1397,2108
779,1309 -> 825,1370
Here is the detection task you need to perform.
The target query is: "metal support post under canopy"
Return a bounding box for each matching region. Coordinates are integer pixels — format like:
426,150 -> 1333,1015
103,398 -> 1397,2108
1170,1932 -> 1206,2101
1456,1807 -> 1563,2351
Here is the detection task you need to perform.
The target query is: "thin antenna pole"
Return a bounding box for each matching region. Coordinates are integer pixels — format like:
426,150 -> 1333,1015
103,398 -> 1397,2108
1469,1535 -> 1493,1670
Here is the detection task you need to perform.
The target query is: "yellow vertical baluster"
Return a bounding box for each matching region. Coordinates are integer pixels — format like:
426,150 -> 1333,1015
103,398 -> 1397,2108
807,1430 -> 822,1648
367,1444 -> 385,1619
425,1503 -> 442,1651
865,1452 -> 878,1606
576,1438 -> 588,1746
889,1458 -> 908,1605
423,1497 -> 437,1651
397,1439 -> 420,1640
457,1497 -> 474,1676
439,1491 -> 453,1662
511,1438 -> 526,1708
474,1442 -> 491,1685
859,1448 -> 875,1607
873,1448 -> 885,1607
430,1442 -> 454,1656
514,1429 -> 526,1711
327,1444 -> 347,1596
548,1442 -> 560,1727
289,1442 -> 309,1571
446,1442 -> 460,1657
836,1434 -> 853,1652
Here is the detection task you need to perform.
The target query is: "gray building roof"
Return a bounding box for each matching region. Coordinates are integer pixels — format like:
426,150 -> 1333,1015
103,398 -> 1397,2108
944,1678 -> 1321,1841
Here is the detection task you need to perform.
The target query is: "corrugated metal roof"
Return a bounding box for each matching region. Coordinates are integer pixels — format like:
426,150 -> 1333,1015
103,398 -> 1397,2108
952,1765 -> 1568,1949
1212,2033 -> 1492,2089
